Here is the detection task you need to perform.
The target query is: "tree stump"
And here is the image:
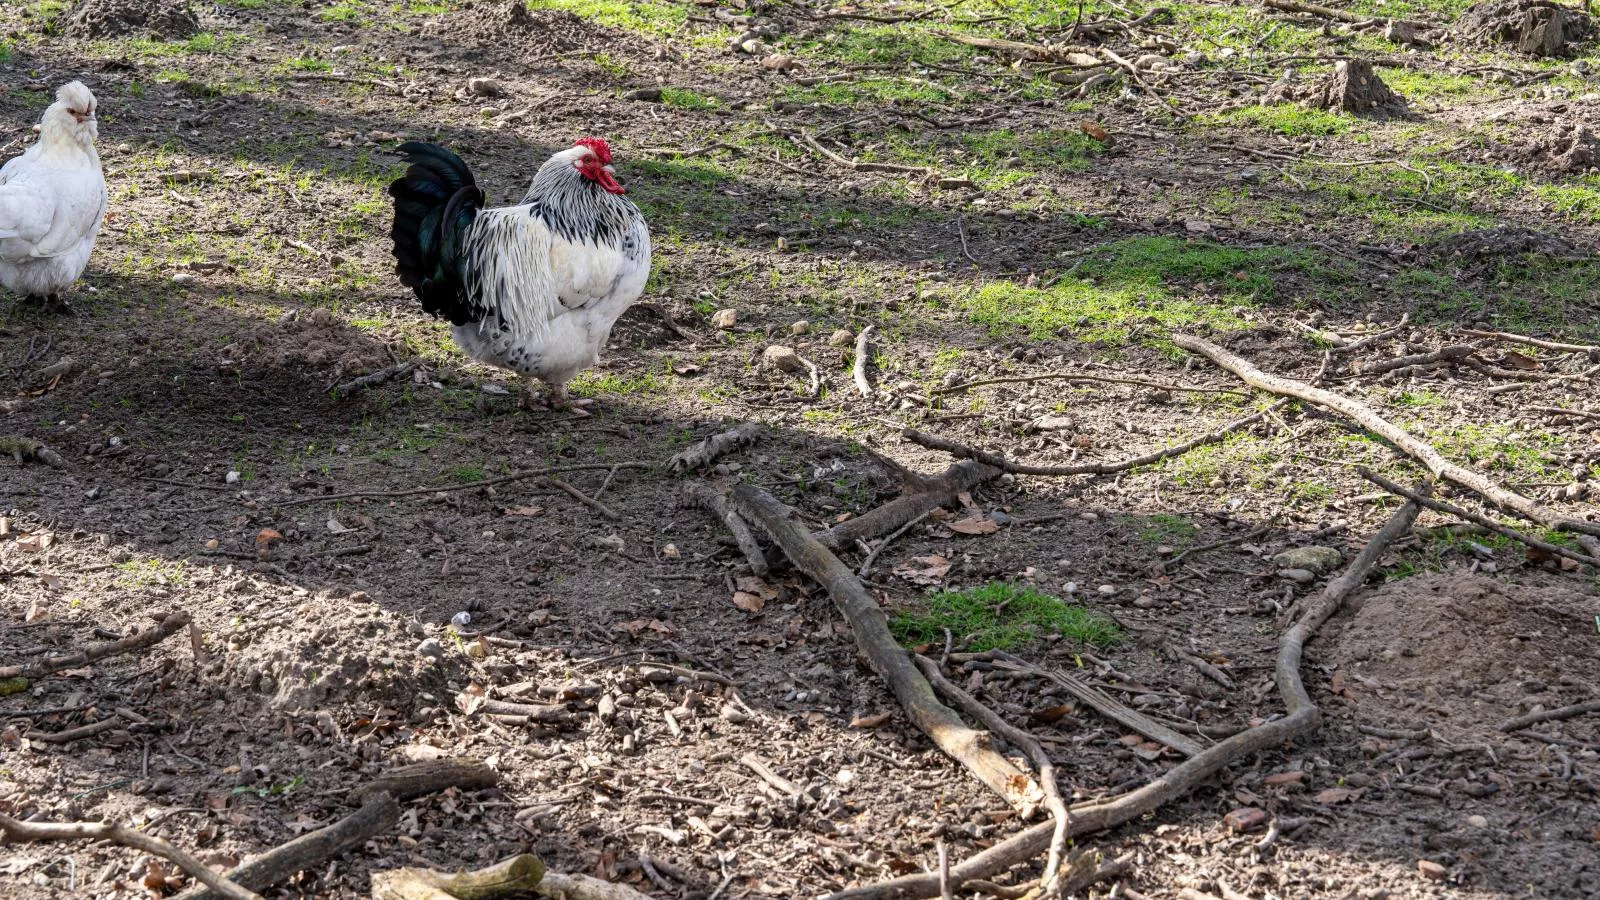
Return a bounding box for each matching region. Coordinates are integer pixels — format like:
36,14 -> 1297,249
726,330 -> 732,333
1309,60 -> 1407,118
1455,0 -> 1593,57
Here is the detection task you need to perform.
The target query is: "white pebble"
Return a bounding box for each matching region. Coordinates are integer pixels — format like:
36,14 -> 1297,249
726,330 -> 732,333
225,470 -> 240,484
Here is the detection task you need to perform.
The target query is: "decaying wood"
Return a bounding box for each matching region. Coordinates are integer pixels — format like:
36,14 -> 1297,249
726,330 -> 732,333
0,436 -> 66,467
1354,345 -> 1475,376
29,357 -> 78,385
904,399 -> 1288,478
1463,328 -> 1598,356
1500,699 -> 1600,733
0,812 -> 262,900
372,854 -> 545,900
1174,334 -> 1600,549
814,459 -> 1001,551
988,653 -> 1204,757
853,324 -> 875,398
730,484 -> 1044,814
23,717 -> 121,744
684,482 -> 770,576
823,492 -> 1424,899
181,793 -> 400,900
1359,468 -> 1598,569
536,871 -> 658,899
667,422 -> 762,473
0,611 -> 193,681
914,656 -> 1071,893
349,758 -> 500,806
933,372 -> 1246,397
331,360 -> 416,396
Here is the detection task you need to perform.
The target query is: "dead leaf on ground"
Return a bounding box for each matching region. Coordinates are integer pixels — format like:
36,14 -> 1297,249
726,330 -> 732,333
503,505 -> 545,517
893,555 -> 951,585
947,516 -> 1000,535
255,528 -> 284,549
1501,350 -> 1542,370
1030,703 -> 1076,723
1315,787 -> 1358,805
849,711 -> 893,728
732,591 -> 765,613
1080,120 -> 1110,142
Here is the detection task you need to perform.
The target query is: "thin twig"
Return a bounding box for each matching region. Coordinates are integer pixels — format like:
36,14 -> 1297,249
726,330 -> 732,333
0,814 -> 261,900
956,216 -> 979,265
1499,700 -> 1600,733
853,325 -> 876,399
858,510 -> 932,577
935,371 -> 1247,397
1462,329 -> 1597,356
274,463 -> 647,507
550,477 -> 620,520
0,612 -> 193,681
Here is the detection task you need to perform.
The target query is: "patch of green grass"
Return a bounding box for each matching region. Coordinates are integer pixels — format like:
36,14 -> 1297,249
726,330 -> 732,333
0,41 -> 13,64
892,582 -> 1123,652
570,372 -> 667,397
1379,69 -> 1481,103
525,0 -> 698,40
450,465 -> 486,483
1166,430 -> 1279,488
1394,389 -> 1446,408
317,0 -> 367,22
1423,422 -> 1561,479
114,558 -> 189,588
660,86 -> 719,110
1202,104 -> 1351,137
288,56 -> 333,72
786,77 -> 957,106
1135,513 -> 1198,545
594,51 -> 633,79
962,236 -> 1327,346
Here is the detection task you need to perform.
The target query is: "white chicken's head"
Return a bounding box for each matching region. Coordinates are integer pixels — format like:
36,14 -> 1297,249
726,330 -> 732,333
551,137 -> 626,195
42,81 -> 99,146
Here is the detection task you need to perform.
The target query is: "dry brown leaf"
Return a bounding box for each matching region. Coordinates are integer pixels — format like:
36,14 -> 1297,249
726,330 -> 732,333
735,575 -> 779,599
732,591 -> 765,613
849,711 -> 893,728
503,505 -> 545,517
1029,703 -> 1077,723
255,528 -> 284,549
1080,120 -> 1110,142
893,555 -> 951,585
1502,350 -> 1542,370
947,516 -> 1000,535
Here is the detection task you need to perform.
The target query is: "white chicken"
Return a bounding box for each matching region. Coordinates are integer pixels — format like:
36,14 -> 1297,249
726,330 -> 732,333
388,137 -> 651,411
0,81 -> 107,315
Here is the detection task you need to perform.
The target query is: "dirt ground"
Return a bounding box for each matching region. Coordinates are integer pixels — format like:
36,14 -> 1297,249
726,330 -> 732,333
3,0 -> 1600,897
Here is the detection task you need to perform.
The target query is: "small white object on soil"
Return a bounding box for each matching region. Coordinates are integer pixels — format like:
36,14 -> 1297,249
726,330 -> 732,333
451,611 -> 472,627
225,470 -> 240,484
711,308 -> 738,329
1097,584 -> 1117,596
416,637 -> 445,659
172,273 -> 196,285
1281,568 -> 1317,586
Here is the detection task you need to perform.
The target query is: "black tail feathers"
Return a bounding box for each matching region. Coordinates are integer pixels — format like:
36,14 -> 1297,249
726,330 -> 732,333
389,141 -> 486,325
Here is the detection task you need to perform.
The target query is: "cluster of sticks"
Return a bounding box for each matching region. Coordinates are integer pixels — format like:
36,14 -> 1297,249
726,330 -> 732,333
680,329 -> 1597,897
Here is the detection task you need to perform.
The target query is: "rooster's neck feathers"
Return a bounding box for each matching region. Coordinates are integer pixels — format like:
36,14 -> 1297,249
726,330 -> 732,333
518,149 -> 640,248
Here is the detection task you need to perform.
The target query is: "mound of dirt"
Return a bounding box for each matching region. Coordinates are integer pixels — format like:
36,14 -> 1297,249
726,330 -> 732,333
63,0 -> 198,39
1533,118 -> 1600,174
1331,573 -> 1600,741
438,1 -> 627,55
1425,225 -> 1582,266
223,308 -> 391,385
1308,59 -> 1408,119
1454,0 -> 1594,57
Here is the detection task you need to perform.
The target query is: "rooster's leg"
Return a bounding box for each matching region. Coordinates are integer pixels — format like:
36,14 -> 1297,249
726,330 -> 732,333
42,294 -> 76,317
547,382 -> 590,418
517,375 -> 541,410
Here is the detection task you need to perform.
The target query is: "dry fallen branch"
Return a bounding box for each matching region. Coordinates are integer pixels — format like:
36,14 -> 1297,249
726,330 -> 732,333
1499,699 -> 1600,733
1353,345 -> 1476,376
988,653 -> 1203,757
824,492 -> 1425,899
0,813 -> 262,900
331,361 -> 416,396
373,854 -> 544,899
1174,334 -> 1600,549
934,371 -> 1246,397
0,611 -> 193,681
1358,468 -> 1598,570
0,436 -> 66,467
904,400 -> 1287,478
180,793 -> 400,900
730,484 -> 1043,813
550,477 -> 620,521
853,325 -> 875,398
1464,328 -> 1599,357
815,459 -> 1001,550
684,482 -> 769,576
668,422 -> 762,473
349,758 -> 499,806
275,463 -> 648,507
914,656 -> 1070,893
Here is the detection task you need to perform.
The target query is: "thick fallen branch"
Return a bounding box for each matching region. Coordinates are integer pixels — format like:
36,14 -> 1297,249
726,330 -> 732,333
537,872 -> 658,899
349,758 -> 499,806
275,463 -> 648,508
814,459 -> 1001,550
1174,334 -> 1600,548
824,491 -> 1424,899
1354,345 -> 1475,376
914,656 -> 1070,893
331,361 -> 415,396
668,422 -> 762,474
853,325 -> 875,398
372,854 -> 544,899
0,813 -> 261,900
0,611 -> 192,681
181,793 -> 400,900
904,400 -> 1288,478
0,436 -> 66,467
1358,468 -> 1598,570
684,483 -> 769,576
730,484 -> 1043,813
1499,699 -> 1600,733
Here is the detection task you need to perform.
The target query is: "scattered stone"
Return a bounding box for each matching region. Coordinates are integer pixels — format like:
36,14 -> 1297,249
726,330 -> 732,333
760,53 -> 799,71
1417,859 -> 1448,881
711,308 -> 738,329
623,87 -> 663,102
1031,414 -> 1075,432
1281,568 -> 1317,586
762,345 -> 806,374
416,638 -> 445,660
1096,584 -> 1118,596
1224,807 -> 1268,833
1309,59 -> 1408,118
225,470 -> 240,484
1466,814 -> 1489,829
829,328 -> 854,348
790,320 -> 809,335
468,77 -> 505,96
1273,546 -> 1342,575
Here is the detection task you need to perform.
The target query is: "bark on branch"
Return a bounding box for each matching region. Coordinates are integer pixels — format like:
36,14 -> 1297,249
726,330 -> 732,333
0,813 -> 261,900
0,611 -> 193,681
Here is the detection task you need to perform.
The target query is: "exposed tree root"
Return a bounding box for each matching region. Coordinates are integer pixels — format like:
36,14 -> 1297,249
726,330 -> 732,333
180,794 -> 401,900
813,459 -> 1001,551
667,422 -> 762,473
823,492 -> 1424,899
683,482 -> 770,576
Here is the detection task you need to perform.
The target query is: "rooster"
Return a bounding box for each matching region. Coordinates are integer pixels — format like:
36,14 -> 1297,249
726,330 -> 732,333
0,81 -> 107,315
388,137 -> 650,412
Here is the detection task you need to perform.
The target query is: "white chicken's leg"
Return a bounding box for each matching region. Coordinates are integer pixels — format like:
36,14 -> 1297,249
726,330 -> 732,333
548,381 -> 591,418
518,374 -> 541,410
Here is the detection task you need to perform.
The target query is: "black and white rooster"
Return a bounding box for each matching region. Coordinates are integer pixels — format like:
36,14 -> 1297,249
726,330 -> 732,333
388,137 -> 650,411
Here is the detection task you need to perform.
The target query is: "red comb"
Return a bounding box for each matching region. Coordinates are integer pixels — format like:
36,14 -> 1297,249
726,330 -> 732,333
575,137 -> 612,165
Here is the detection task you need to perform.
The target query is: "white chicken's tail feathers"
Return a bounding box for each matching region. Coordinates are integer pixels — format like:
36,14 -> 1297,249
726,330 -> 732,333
462,206 -> 560,342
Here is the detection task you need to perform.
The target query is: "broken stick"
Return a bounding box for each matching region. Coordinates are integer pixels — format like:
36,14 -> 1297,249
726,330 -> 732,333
372,854 -> 544,899
0,813 -> 261,900
853,325 -> 875,398
0,611 -> 193,681
1174,334 -> 1600,552
349,758 -> 499,806
730,483 -> 1043,813
684,482 -> 770,576
180,793 -> 400,900
823,489 -> 1425,900
814,459 -> 1000,551
667,422 -> 762,474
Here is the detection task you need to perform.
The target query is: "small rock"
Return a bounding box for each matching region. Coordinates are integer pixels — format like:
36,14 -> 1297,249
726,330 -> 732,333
205,539 -> 220,550
938,176 -> 975,190
760,54 -> 799,71
720,704 -> 749,724
416,638 -> 445,660
790,320 -> 809,335
1465,814 -> 1488,829
988,510 -> 1013,526
468,77 -> 504,97
1281,568 -> 1317,586
829,328 -> 854,347
762,345 -> 806,374
172,273 -> 196,285
711,308 -> 738,329
1417,860 -> 1447,881
225,470 -> 240,484
1032,414 -> 1074,432
1132,595 -> 1157,609
1224,807 -> 1268,833
1273,546 -> 1342,575
739,38 -> 766,55
450,611 -> 472,628
623,87 -> 663,102
1096,584 -> 1117,596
